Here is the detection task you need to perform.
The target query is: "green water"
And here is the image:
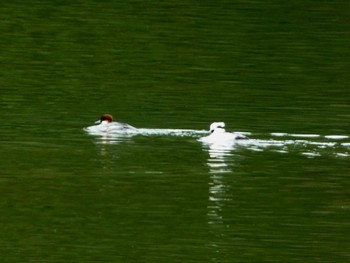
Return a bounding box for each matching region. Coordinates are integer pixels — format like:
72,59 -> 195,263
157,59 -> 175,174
1,1 -> 349,262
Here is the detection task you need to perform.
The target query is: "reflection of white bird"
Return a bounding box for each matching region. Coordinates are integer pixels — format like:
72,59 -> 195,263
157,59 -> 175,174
84,114 -> 137,135
198,122 -> 248,145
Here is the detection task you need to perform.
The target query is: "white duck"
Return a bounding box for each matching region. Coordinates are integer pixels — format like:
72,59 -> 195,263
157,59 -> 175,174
198,122 -> 248,145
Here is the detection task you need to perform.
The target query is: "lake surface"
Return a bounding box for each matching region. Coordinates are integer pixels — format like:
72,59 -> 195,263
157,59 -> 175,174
1,1 -> 349,262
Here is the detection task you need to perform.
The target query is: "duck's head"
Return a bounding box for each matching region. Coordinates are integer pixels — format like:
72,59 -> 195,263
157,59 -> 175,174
209,122 -> 226,133
95,114 -> 114,124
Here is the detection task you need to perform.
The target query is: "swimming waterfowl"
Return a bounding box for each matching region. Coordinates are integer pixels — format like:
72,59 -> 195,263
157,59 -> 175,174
198,122 -> 248,145
85,114 -> 137,134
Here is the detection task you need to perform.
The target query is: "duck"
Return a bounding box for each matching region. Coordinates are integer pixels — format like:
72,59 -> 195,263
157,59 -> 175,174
84,114 -> 137,134
198,122 -> 248,145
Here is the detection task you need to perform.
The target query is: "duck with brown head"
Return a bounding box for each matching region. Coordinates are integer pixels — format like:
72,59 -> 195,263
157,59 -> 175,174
95,114 -> 114,124
85,113 -> 137,134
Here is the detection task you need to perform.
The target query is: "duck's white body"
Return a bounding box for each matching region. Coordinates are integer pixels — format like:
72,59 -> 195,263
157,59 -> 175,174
198,122 -> 248,145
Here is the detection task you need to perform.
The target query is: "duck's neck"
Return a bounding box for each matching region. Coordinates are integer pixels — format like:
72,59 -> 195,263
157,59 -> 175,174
213,127 -> 226,134
100,120 -> 110,125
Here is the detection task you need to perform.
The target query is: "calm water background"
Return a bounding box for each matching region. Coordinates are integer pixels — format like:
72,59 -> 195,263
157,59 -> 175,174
1,1 -> 349,262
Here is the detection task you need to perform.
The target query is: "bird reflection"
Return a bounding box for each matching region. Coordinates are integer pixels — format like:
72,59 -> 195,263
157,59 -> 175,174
205,143 -> 236,173
202,143 -> 237,257
202,143 -> 236,222
91,134 -> 135,170
98,134 -> 133,144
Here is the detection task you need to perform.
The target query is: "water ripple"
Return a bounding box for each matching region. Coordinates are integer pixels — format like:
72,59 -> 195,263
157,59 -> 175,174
201,132 -> 349,159
86,128 -> 349,159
